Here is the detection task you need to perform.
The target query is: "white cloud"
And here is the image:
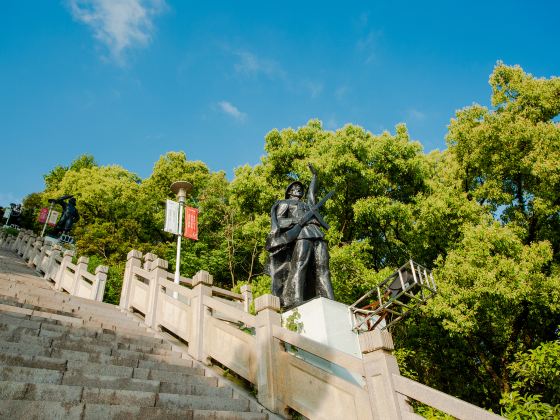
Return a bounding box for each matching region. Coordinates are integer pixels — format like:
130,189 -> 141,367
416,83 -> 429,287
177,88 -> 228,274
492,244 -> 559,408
233,50 -> 285,79
218,101 -> 247,122
303,81 -> 323,99
356,30 -> 382,64
408,108 -> 427,121
69,0 -> 166,64
335,85 -> 349,100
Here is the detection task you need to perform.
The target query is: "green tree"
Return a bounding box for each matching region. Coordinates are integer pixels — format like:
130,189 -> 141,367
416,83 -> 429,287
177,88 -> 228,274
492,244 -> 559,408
447,62 -> 560,259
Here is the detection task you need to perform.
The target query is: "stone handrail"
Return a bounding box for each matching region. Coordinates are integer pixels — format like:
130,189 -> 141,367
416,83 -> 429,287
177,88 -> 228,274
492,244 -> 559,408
119,248 -> 504,419
271,324 -> 364,375
392,375 -> 501,420
0,230 -> 504,420
1,229 -> 109,302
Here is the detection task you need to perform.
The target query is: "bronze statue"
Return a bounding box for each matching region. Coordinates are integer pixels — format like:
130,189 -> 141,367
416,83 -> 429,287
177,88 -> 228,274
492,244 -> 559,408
266,164 -> 335,309
50,195 -> 80,236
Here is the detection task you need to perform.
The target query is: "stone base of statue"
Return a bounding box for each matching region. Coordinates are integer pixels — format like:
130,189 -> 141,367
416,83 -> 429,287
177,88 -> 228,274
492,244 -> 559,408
281,297 -> 386,386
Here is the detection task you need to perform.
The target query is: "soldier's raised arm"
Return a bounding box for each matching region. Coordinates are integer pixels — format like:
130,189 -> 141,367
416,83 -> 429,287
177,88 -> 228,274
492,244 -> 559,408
307,163 -> 317,205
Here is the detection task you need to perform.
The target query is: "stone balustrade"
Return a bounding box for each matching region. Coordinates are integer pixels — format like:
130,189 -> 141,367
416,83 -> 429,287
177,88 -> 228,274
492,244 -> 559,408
0,229 -> 108,303
119,248 -> 502,420
0,229 -> 503,419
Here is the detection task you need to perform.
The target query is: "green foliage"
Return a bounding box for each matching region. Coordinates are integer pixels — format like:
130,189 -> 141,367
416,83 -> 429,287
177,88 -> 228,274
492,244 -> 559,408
508,339 -> 560,406
283,309 -> 303,333
1,226 -> 19,237
86,254 -> 124,305
447,62 -> 560,259
500,391 -> 560,419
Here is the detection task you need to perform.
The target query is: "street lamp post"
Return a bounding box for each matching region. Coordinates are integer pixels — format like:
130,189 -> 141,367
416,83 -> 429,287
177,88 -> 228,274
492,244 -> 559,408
170,181 -> 193,298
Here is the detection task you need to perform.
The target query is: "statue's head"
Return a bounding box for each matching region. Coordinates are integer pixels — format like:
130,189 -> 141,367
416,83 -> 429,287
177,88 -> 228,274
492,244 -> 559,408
285,181 -> 304,199
69,197 -> 76,206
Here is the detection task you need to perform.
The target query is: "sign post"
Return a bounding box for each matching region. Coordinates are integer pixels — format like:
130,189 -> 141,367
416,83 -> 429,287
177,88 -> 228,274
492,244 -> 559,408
170,181 -> 193,299
40,202 -> 55,237
3,208 -> 11,227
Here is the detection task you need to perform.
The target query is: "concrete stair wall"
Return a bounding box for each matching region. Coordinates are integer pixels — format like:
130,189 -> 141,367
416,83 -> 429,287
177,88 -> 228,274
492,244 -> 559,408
0,248 -> 272,419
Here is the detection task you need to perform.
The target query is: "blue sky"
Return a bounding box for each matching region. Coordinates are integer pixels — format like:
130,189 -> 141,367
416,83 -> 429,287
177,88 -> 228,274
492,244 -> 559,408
1,1 -> 559,207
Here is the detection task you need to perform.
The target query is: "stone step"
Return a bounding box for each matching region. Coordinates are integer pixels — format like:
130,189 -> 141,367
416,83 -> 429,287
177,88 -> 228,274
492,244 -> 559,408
0,341 -> 51,358
40,328 -> 171,352
0,380 -> 249,412
0,316 -> 169,350
0,303 -> 84,326
0,365 -> 63,384
0,375 -> 232,401
0,325 -> 179,366
0,295 -> 77,318
0,400 -> 268,420
51,348 -> 198,373
0,360 -> 219,390
0,353 -> 66,371
0,293 -> 142,329
0,400 -> 83,420
62,370 -> 219,392
0,381 -> 229,411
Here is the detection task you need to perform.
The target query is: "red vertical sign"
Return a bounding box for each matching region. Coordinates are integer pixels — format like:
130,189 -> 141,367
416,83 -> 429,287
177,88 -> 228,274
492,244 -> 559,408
184,207 -> 199,240
38,208 -> 49,223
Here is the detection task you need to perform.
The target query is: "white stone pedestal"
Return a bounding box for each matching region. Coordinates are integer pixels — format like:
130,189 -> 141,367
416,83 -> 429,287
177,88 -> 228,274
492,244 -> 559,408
282,297 -> 370,385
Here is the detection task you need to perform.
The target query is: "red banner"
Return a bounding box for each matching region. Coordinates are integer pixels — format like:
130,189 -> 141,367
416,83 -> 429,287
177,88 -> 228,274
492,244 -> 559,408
184,207 -> 199,240
38,208 -> 49,223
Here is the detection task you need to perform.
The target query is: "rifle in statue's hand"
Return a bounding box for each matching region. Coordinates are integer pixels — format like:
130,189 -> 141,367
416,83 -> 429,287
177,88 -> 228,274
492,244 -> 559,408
265,189 -> 335,251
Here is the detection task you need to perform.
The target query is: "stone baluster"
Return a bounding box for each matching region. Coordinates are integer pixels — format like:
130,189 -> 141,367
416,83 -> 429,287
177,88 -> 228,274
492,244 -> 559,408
15,232 -> 27,254
92,265 -> 109,302
188,270 -> 213,365
143,253 -> 157,270
241,284 -> 253,313
11,231 -> 23,252
44,245 -> 62,282
27,238 -> 43,267
35,243 -> 51,273
55,250 -> 75,290
23,235 -> 35,261
120,250 -> 143,311
145,257 -> 168,329
360,329 -> 413,419
72,256 -> 89,295
255,294 -> 287,415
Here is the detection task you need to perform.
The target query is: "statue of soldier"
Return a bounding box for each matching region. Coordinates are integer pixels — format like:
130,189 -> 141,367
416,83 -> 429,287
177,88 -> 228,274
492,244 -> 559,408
50,195 -> 80,236
265,164 -> 335,309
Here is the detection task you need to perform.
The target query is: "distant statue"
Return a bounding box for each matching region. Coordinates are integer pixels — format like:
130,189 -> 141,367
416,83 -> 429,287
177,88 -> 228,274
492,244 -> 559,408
265,164 -> 335,309
50,195 -> 80,236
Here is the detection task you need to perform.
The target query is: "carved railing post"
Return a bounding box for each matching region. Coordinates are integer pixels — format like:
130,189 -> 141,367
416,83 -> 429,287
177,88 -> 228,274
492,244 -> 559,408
188,270 -> 213,364
55,250 -> 75,290
255,294 -> 286,414
17,232 -> 29,255
23,233 -> 36,258
143,252 -> 157,270
27,238 -> 43,267
72,256 -> 89,295
145,258 -> 168,329
11,231 -> 24,252
120,250 -> 143,310
241,284 -> 253,313
92,265 -> 109,302
34,243 -> 50,271
44,245 -> 62,282
360,329 -> 412,419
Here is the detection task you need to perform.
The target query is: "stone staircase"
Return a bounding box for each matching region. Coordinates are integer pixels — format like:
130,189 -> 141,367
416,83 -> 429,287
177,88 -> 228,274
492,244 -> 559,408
0,248 -> 271,419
